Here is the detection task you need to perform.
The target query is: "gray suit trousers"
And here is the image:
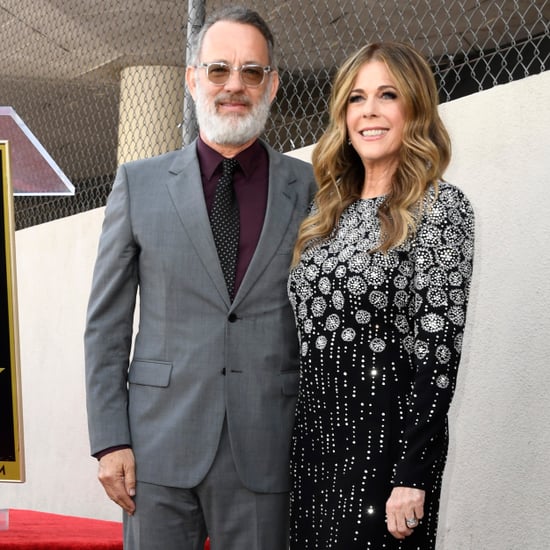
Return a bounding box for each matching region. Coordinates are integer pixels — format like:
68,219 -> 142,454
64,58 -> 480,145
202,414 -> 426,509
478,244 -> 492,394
123,420 -> 289,550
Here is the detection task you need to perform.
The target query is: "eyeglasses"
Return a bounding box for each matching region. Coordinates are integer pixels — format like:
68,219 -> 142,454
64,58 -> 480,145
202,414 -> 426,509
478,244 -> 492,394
197,62 -> 272,87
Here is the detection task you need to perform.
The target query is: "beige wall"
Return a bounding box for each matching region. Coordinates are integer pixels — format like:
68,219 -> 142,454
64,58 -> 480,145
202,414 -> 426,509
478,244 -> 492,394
436,71 -> 550,549
3,70 -> 550,548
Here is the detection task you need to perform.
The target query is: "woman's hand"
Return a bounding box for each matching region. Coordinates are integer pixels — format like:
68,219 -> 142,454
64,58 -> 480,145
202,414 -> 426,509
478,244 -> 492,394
385,486 -> 425,539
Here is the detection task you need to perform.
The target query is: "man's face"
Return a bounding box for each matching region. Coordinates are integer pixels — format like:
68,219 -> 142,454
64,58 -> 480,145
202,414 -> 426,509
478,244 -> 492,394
186,20 -> 279,150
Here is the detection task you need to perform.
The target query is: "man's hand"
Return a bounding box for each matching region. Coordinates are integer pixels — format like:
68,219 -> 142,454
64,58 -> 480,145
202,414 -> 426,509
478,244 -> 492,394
385,486 -> 425,539
97,448 -> 136,515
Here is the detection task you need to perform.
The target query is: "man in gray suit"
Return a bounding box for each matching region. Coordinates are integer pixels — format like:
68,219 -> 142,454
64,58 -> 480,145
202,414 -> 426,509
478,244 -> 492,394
85,6 -> 315,550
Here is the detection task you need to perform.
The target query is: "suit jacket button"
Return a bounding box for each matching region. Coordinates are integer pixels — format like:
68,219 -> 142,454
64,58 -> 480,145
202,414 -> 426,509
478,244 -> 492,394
228,313 -> 238,323
221,368 -> 226,375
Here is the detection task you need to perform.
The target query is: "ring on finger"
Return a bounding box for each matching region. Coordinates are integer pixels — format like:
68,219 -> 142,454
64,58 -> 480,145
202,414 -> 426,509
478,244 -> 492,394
405,517 -> 418,528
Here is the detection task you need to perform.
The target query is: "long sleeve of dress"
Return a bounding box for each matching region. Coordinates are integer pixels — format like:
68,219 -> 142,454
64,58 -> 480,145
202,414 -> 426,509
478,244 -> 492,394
393,182 -> 475,488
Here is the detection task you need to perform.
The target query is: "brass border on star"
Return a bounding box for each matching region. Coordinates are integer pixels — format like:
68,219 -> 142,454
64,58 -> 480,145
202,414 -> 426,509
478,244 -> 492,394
0,141 -> 25,482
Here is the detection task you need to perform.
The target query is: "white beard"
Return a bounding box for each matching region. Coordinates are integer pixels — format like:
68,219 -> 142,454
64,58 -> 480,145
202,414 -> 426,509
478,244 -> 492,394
193,79 -> 272,146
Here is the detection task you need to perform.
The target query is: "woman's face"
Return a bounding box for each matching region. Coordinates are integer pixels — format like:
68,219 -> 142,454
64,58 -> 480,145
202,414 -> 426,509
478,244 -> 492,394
345,60 -> 406,170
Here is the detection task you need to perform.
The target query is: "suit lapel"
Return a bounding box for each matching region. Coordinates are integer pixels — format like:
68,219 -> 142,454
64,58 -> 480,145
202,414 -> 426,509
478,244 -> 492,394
234,144 -> 297,306
165,142 -> 231,306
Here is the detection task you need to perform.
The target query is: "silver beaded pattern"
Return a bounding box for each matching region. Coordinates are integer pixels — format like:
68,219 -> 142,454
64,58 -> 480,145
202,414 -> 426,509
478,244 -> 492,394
288,182 -> 475,549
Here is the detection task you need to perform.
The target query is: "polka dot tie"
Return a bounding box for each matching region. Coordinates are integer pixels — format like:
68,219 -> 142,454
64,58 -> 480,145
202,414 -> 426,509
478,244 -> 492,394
210,157 -> 240,300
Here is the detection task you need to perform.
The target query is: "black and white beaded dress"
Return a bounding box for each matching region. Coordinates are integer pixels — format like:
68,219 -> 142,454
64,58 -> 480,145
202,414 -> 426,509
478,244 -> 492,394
288,182 -> 475,549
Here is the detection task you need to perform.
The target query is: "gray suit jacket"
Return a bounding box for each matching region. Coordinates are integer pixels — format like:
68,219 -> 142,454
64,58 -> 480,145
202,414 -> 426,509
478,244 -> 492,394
85,139 -> 316,493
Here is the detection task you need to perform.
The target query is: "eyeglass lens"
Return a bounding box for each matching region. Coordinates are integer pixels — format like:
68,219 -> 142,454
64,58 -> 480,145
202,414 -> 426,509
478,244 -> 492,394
206,63 -> 266,86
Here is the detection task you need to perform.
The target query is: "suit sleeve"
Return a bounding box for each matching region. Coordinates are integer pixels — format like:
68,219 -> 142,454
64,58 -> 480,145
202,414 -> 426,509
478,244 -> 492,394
84,164 -> 139,455
393,184 -> 475,489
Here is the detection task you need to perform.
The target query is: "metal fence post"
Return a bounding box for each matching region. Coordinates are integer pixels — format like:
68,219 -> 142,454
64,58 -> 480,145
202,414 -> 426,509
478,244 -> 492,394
182,0 -> 206,147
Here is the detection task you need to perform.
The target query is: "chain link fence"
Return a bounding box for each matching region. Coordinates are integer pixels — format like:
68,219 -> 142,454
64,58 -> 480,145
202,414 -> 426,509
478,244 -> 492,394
1,0 -> 548,229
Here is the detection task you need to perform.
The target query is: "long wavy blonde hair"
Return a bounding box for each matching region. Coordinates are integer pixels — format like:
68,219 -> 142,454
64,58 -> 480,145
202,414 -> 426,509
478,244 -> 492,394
292,42 -> 451,266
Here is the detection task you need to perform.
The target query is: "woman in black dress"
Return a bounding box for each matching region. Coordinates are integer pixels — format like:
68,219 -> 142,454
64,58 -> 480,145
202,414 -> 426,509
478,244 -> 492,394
288,42 -> 474,549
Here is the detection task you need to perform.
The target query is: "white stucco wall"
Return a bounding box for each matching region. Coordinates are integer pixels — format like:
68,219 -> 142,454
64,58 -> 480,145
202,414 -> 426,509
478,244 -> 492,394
436,71 -> 550,549
2,70 -> 549,548
3,207 -> 120,519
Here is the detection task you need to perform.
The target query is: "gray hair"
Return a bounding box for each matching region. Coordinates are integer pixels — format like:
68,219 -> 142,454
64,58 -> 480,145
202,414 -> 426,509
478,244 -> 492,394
189,6 -> 277,67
